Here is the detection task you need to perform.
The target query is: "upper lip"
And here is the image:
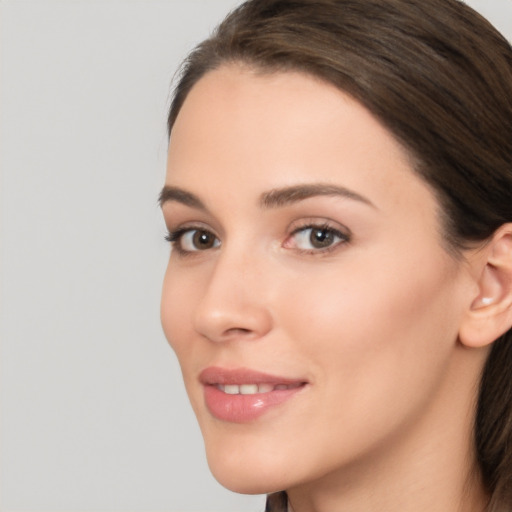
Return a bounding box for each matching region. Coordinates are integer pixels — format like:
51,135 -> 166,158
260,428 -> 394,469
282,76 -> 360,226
199,366 -> 307,386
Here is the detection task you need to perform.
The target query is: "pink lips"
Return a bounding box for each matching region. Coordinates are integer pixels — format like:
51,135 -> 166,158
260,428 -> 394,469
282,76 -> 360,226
200,367 -> 307,423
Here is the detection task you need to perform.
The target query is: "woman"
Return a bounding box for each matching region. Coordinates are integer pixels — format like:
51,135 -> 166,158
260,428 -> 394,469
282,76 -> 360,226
160,1 -> 512,511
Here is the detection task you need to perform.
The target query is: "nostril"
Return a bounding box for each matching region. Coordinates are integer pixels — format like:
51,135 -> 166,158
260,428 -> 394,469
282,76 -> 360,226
225,327 -> 253,336
212,326 -> 264,342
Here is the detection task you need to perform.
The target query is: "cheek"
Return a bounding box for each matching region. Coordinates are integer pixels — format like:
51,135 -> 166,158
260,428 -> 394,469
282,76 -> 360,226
161,262 -> 198,358
277,249 -> 462,397
262,252 -> 464,474
161,263 -> 209,416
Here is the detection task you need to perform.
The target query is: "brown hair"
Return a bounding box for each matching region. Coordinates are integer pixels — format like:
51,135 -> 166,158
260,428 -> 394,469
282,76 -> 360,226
167,1 -> 512,510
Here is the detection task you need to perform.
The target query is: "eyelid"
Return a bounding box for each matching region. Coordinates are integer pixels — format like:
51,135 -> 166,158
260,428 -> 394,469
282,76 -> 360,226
165,223 -> 221,256
165,220 -> 217,238
284,219 -> 351,254
288,217 -> 351,237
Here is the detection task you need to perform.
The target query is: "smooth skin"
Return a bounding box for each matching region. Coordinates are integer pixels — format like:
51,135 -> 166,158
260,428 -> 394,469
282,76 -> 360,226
161,66 -> 512,512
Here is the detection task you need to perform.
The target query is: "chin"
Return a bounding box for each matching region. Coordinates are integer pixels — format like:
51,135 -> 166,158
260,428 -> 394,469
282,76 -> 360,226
209,464 -> 285,495
203,435 -> 291,495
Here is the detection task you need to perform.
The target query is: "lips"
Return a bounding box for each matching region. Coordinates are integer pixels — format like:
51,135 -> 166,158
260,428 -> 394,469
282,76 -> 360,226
200,367 -> 307,423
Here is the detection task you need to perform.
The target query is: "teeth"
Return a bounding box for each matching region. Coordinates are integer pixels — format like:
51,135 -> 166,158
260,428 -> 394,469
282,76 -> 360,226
217,383 -> 300,395
240,384 -> 258,395
224,385 -> 239,395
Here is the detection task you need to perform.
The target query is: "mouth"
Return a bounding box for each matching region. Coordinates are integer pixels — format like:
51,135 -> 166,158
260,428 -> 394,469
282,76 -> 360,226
216,382 -> 304,395
199,367 -> 308,423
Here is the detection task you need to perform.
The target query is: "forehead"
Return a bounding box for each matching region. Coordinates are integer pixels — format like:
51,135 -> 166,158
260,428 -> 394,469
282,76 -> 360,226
166,65 -> 436,219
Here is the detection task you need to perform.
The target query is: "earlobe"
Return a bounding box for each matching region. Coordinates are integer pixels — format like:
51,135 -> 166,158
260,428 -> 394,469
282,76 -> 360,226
459,224 -> 512,348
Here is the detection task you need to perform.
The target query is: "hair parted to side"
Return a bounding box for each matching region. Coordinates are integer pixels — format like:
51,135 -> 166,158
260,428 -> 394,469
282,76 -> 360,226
167,1 -> 512,510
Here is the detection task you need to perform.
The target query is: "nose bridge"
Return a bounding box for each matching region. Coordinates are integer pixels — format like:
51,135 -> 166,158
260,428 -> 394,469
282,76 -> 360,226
193,240 -> 273,342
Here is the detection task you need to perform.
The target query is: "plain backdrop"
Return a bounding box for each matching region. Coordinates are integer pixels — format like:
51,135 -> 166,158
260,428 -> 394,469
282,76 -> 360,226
1,1 -> 511,511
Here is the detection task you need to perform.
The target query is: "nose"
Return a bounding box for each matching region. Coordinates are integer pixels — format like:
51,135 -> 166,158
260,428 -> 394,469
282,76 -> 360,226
193,248 -> 273,343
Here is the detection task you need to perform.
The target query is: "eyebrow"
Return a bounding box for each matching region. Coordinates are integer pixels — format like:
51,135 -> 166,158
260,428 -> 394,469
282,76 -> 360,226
159,183 -> 375,210
260,183 -> 376,209
159,186 -> 206,210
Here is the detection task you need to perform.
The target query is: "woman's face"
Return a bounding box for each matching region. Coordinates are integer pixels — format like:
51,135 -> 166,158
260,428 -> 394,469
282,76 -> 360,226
161,66 -> 475,494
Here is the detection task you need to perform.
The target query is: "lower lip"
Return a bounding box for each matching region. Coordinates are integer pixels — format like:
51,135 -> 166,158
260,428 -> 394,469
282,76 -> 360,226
204,385 -> 304,423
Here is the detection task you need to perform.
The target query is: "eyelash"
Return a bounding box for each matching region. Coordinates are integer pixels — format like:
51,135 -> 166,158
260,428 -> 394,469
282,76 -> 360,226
286,222 -> 351,255
164,225 -> 219,256
165,222 -> 350,256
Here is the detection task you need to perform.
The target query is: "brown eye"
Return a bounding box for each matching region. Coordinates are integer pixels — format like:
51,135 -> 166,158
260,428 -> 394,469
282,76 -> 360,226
173,228 -> 220,252
309,228 -> 336,248
191,230 -> 217,250
288,224 -> 349,252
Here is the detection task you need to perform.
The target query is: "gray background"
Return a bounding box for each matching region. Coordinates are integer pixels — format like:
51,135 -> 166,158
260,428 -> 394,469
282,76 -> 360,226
1,1 -> 511,511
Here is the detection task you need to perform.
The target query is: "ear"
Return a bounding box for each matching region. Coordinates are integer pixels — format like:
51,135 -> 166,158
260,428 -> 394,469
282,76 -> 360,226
459,224 -> 512,348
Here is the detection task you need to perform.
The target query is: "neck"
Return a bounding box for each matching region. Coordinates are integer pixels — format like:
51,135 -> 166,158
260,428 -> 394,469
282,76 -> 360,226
286,346 -> 489,512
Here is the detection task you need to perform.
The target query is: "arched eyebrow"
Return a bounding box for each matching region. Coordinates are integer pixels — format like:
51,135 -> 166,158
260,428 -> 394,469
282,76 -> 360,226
159,183 -> 376,210
159,186 -> 206,210
260,184 -> 376,209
